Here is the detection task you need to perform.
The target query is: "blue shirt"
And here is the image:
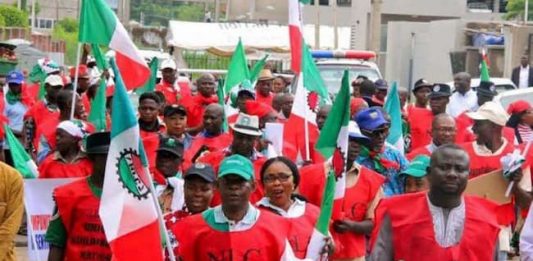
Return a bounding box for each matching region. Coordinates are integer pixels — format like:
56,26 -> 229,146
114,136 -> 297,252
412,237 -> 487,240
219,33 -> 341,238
4,100 -> 27,132
357,144 -> 409,197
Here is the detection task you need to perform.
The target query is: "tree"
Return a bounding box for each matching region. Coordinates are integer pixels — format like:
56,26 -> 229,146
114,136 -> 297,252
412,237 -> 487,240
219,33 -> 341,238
504,0 -> 533,20
52,18 -> 79,65
0,5 -> 28,27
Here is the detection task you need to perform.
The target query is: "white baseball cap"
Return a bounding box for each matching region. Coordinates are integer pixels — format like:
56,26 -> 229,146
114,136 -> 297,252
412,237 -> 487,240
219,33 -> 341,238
466,101 -> 509,126
160,59 -> 177,70
44,75 -> 64,86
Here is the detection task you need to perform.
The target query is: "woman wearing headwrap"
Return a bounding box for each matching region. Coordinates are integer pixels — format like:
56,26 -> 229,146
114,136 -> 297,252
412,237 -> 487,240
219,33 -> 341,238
38,120 -> 93,178
506,100 -> 533,144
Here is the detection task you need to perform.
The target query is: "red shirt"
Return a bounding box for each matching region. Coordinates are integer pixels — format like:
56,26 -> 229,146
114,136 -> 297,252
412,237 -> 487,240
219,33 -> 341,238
182,132 -> 233,171
24,101 -> 60,149
182,95 -> 218,129
406,145 -> 431,161
38,152 -> 93,179
255,91 -> 273,106
407,107 -> 433,150
81,93 -> 91,113
155,81 -> 192,105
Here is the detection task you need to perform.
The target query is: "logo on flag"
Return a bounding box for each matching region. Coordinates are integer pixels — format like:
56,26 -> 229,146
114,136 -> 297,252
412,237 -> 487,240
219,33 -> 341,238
307,91 -> 320,113
117,149 -> 151,200
332,147 -> 346,178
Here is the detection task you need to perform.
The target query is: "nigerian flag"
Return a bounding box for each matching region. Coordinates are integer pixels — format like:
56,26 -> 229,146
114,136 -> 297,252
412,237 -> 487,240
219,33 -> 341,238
306,70 -> 350,260
384,82 -> 404,153
480,48 -> 490,81
88,79 -> 107,131
98,59 -> 163,260
4,125 -> 38,178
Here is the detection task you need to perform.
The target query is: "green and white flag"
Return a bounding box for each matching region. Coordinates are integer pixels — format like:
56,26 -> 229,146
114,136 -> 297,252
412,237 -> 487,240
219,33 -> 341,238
98,58 -> 163,260
4,125 -> 38,178
306,70 -> 351,260
79,0 -> 149,89
249,54 -> 269,84
223,39 -> 250,94
136,57 -> 159,95
384,82 -> 404,154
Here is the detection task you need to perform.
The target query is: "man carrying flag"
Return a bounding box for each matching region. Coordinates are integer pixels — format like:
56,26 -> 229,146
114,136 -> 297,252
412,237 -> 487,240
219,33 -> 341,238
45,131 -> 112,260
97,59 -> 165,260
156,59 -> 192,105
299,71 -> 385,260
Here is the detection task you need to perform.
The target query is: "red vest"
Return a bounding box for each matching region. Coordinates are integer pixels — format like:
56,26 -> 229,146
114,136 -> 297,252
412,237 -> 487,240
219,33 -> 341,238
38,154 -> 93,179
175,209 -> 289,261
182,133 -> 233,171
182,95 -> 219,129
255,91 -> 273,106
407,107 -> 433,150
406,146 -> 431,161
258,203 -> 319,259
332,167 -> 385,259
376,192 -> 500,261
54,178 -> 111,260
24,101 -> 60,149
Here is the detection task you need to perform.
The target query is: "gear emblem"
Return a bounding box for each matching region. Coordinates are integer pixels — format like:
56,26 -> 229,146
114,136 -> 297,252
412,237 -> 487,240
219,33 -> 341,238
116,148 -> 151,200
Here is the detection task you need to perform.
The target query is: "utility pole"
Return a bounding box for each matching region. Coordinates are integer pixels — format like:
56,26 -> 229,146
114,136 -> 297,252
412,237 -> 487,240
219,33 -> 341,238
31,0 -> 36,33
526,0 -> 529,23
370,0 -> 382,54
314,0 -> 320,49
333,0 -> 338,49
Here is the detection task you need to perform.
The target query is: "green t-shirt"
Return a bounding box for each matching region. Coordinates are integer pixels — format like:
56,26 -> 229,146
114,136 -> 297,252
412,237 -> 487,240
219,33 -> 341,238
45,177 -> 102,247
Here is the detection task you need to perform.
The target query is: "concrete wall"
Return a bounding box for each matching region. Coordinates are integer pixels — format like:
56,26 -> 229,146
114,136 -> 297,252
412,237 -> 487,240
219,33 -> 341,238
503,25 -> 533,78
382,0 -> 466,17
385,19 -> 464,88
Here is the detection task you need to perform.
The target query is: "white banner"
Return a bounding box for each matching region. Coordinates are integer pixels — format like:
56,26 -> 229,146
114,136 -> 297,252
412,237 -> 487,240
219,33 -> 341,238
24,178 -> 76,261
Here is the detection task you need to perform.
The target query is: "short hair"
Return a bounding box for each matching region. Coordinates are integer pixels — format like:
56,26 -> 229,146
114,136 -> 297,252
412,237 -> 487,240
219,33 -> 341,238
359,79 -> 376,96
260,156 -> 300,189
431,113 -> 455,130
430,144 -> 468,167
154,91 -> 166,104
139,92 -> 161,105
57,89 -> 74,111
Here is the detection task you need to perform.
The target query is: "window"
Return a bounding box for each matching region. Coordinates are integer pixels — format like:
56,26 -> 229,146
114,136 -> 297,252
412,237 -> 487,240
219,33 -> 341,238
30,18 -> 56,29
310,0 -> 330,5
337,0 -> 351,6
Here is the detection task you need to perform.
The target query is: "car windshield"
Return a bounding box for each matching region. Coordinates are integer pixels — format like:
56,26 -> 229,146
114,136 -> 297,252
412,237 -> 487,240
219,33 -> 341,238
498,91 -> 533,110
317,65 -> 381,95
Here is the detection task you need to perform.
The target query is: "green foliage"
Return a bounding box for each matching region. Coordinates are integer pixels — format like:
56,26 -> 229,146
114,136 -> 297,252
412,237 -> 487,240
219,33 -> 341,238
52,18 -> 79,65
131,1 -> 205,26
504,0 -> 533,20
0,4 -> 28,27
0,14 -> 6,27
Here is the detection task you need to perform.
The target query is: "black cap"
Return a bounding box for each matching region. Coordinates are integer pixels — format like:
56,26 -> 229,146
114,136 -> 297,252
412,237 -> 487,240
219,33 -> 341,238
374,79 -> 388,90
476,81 -> 497,97
163,104 -> 187,117
413,78 -> 432,92
85,132 -> 111,154
428,83 -> 452,98
157,137 -> 184,158
184,163 -> 216,183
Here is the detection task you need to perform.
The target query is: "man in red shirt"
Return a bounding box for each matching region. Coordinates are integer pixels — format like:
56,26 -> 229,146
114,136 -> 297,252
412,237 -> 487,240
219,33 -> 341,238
39,120 -> 93,179
372,79 -> 388,106
183,73 -> 218,133
163,104 -> 192,150
183,104 -> 232,170
371,144 -> 501,260
406,113 -> 456,160
408,83 -> 451,150
228,87 -> 256,124
405,78 -> 432,115
255,69 -> 274,106
197,113 -> 266,204
138,92 -> 165,169
24,74 -> 63,153
155,59 -> 191,105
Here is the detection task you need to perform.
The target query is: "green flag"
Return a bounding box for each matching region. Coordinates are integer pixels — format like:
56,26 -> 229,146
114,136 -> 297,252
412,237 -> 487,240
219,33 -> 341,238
216,79 -> 229,133
28,64 -> 47,100
383,82 -> 404,153
4,125 -> 38,178
224,39 -> 250,94
249,55 -> 269,84
91,43 -> 109,70
136,58 -> 159,95
88,79 -> 107,131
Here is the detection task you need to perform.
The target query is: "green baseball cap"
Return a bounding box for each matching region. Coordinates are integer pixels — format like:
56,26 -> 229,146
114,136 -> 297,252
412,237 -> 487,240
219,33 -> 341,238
218,154 -> 254,181
400,155 -> 430,178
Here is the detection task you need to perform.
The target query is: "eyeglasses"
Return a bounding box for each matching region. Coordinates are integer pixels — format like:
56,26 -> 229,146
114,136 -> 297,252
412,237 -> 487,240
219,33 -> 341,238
263,173 -> 292,184
362,128 -> 389,138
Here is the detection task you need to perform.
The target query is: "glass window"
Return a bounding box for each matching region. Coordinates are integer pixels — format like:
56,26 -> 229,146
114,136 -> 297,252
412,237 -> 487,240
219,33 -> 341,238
337,0 -> 351,6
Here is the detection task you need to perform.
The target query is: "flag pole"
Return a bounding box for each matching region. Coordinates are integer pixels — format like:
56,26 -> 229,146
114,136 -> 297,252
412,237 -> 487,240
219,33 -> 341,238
144,167 -> 177,261
70,43 -> 83,120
